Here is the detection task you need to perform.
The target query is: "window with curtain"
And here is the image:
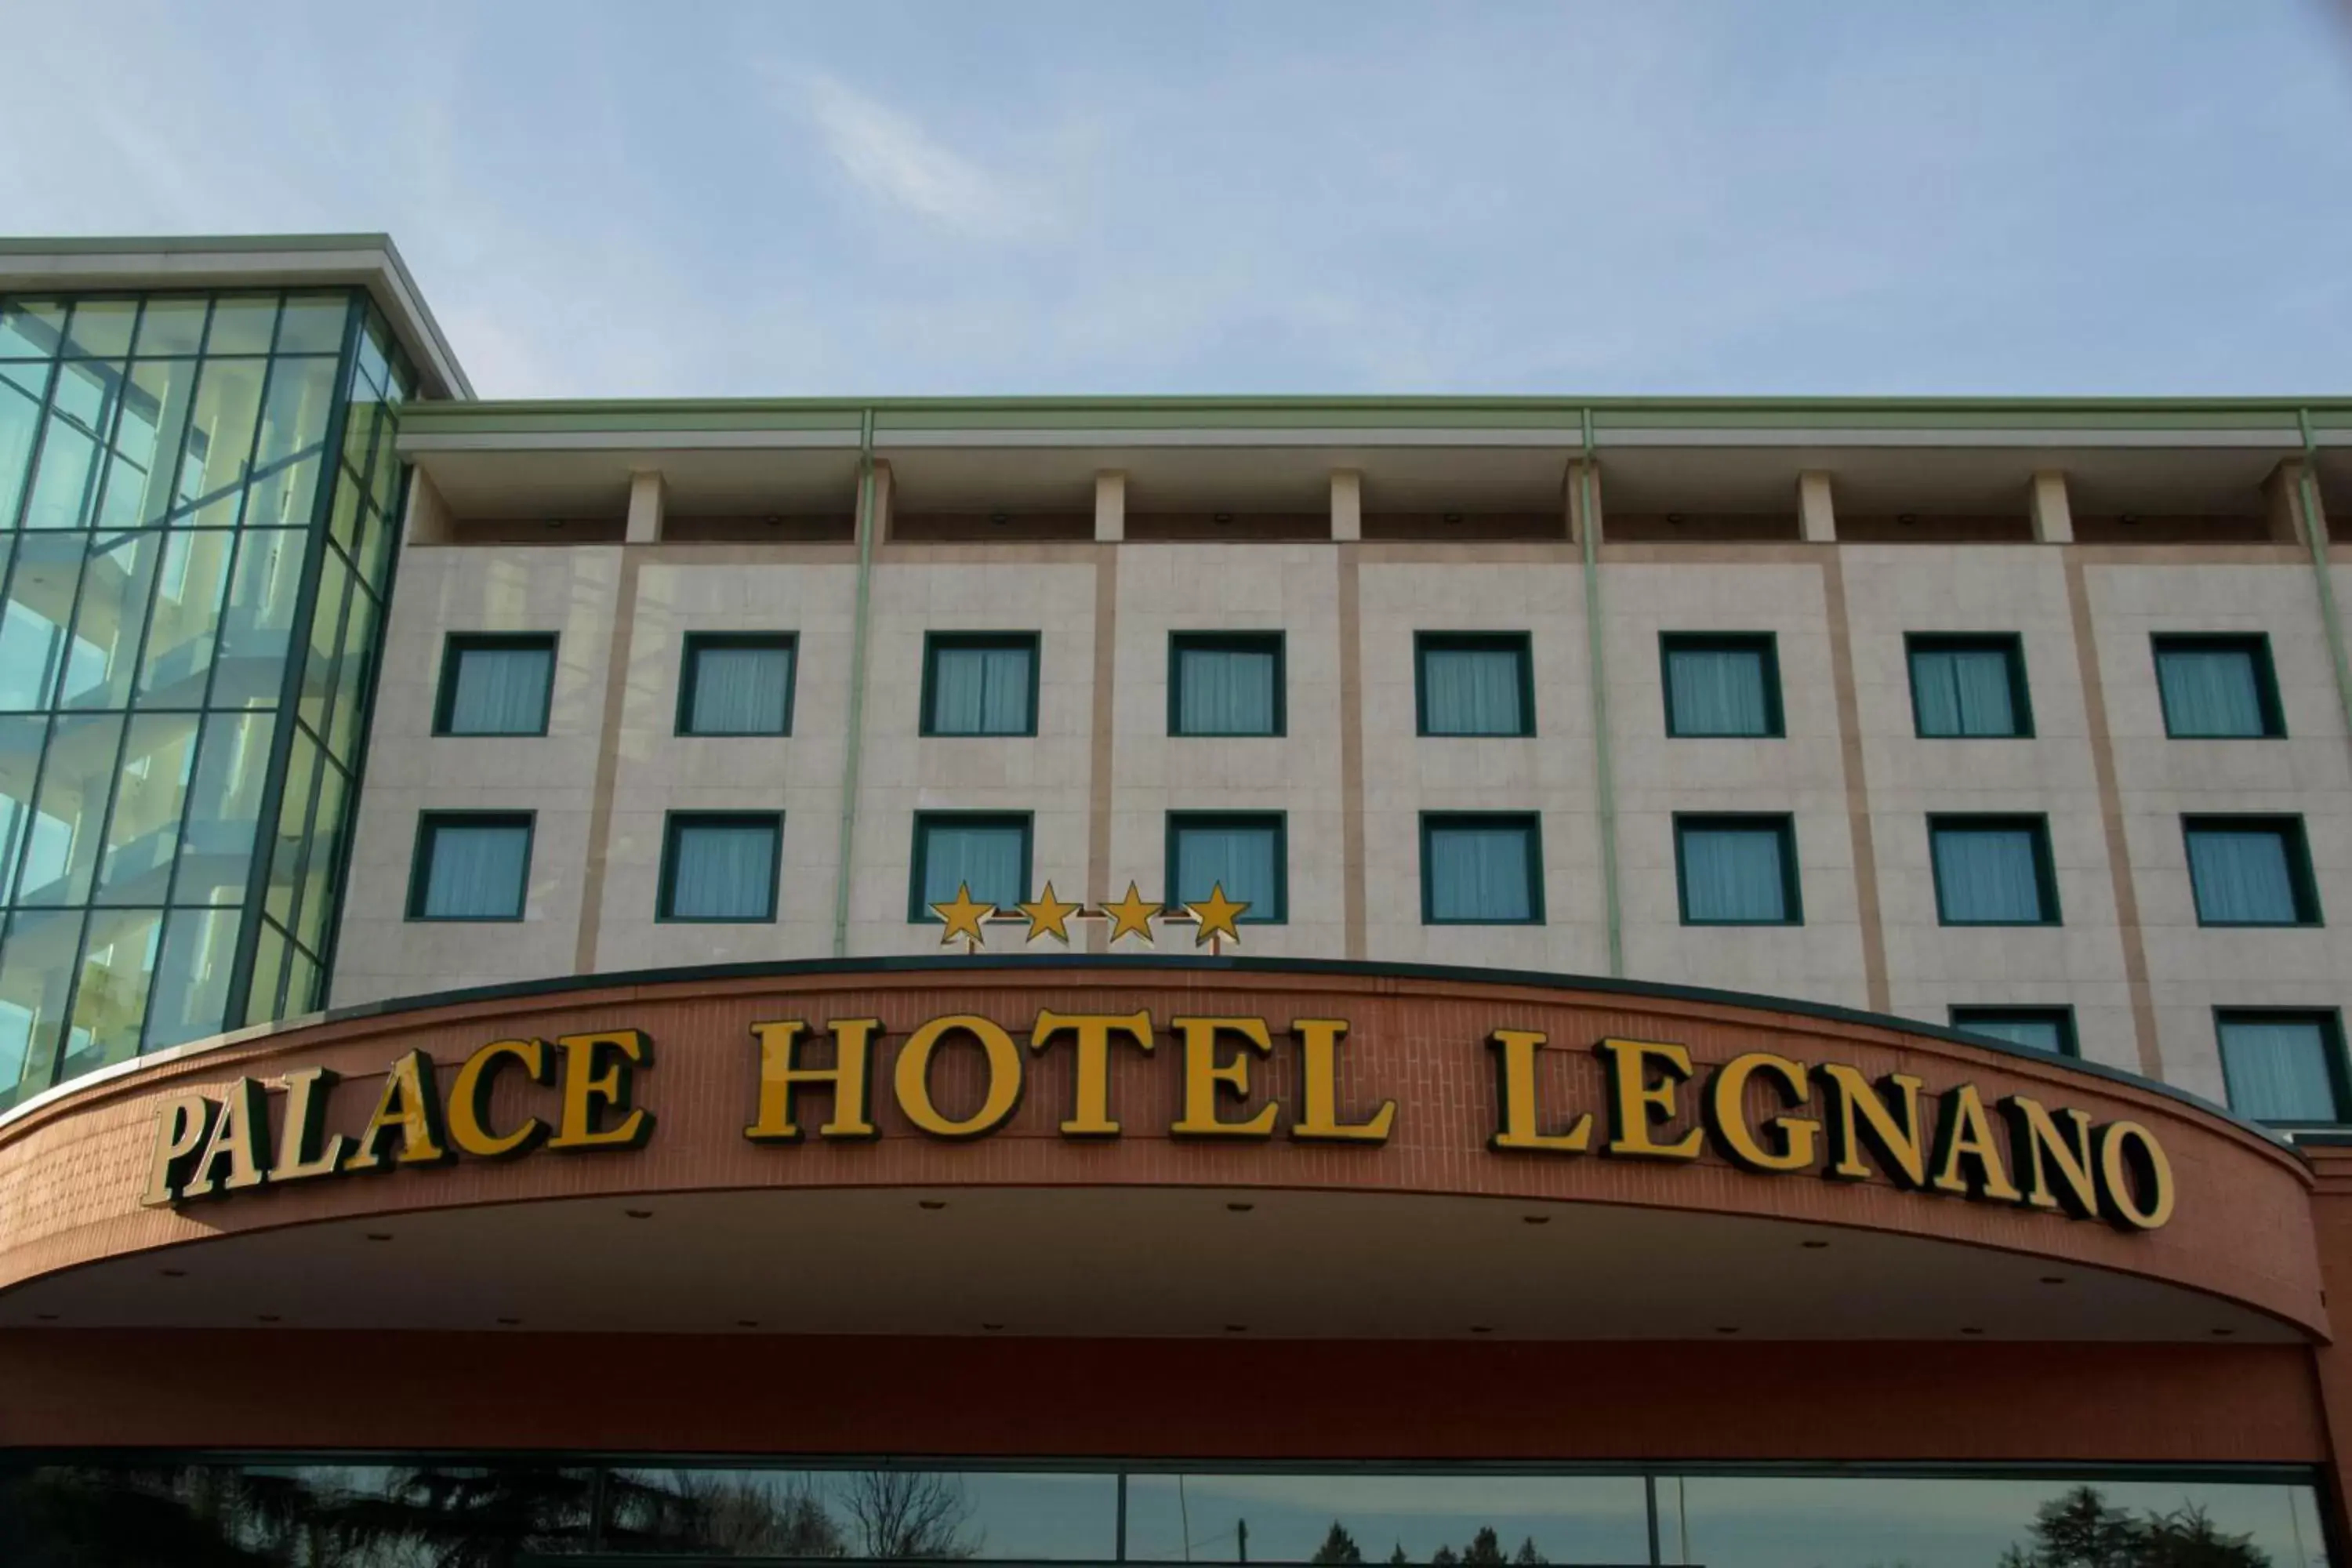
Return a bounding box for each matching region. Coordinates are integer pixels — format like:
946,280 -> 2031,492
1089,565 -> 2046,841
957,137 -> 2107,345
1930,817 -> 2056,924
660,814 -> 780,921
1909,636 -> 2029,738
1661,634 -> 1780,737
1949,1007 -> 2076,1056
1171,633 -> 1282,735
2218,1012 -> 2345,1123
912,814 -> 1029,917
924,634 -> 1036,735
409,814 -> 531,920
1675,817 -> 1798,924
1423,815 -> 1541,924
2153,635 -> 2281,738
436,635 -> 554,735
2184,818 -> 2317,926
1168,814 -> 1284,922
1416,634 -> 1531,736
680,635 -> 793,736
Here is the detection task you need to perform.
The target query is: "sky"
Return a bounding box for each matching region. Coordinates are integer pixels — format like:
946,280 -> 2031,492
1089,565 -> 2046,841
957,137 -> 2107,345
2,1 -> 2350,401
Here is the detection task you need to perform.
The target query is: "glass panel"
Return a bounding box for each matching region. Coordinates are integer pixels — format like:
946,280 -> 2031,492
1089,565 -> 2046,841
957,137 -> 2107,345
1681,823 -> 1790,923
0,714 -> 44,899
203,293 -> 278,355
298,550 -> 350,738
210,529 -> 308,707
0,532 -> 88,709
666,819 -> 778,920
135,528 -> 238,708
57,530 -> 162,711
606,1468 -> 1118,1559
282,942 -> 319,1016
0,908 -> 81,1107
22,359 -> 125,530
421,820 -> 531,919
1427,822 -> 1534,921
338,389 -> 382,489
1912,646 -> 2019,736
274,292 -> 350,354
1173,820 -> 1280,920
0,358 -> 44,528
365,408 -> 400,515
325,579 -> 378,761
1668,645 -> 1770,735
445,642 -> 553,734
144,906 -> 241,1051
358,492 -> 399,590
171,356 -> 267,526
1421,645 -> 1524,735
1127,1473 -> 1650,1565
94,712 -> 199,905
328,455 -> 365,554
355,312 -> 394,394
1952,1012 -> 2069,1054
688,642 -> 792,735
266,728 -> 318,929
106,357 -> 199,529
2188,826 -> 2303,924
928,642 -> 1032,733
57,906 -> 162,1082
176,711 -> 275,906
131,296 -> 209,357
2158,646 -> 2267,737
243,917 -> 288,1025
2221,1017 -> 2340,1122
1933,825 -> 2048,923
1178,643 -> 1278,735
918,820 -> 1025,911
62,299 -> 138,358
242,354 -> 337,530
295,757 -> 347,953
12,713 -> 122,906
0,299 -> 65,358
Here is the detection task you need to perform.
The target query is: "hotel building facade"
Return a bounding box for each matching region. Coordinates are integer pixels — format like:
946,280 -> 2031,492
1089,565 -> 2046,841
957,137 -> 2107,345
2,236 -> 2351,1564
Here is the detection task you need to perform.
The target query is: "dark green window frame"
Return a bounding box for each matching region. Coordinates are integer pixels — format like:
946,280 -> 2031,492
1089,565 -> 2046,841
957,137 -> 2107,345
675,632 -> 797,737
2215,1007 -> 2351,1127
1671,813 -> 1802,927
1660,631 -> 1784,738
2182,814 -> 2323,927
1949,1005 -> 2079,1058
1414,631 -> 1536,737
1905,633 -> 2034,739
1927,814 -> 2062,927
2151,632 -> 2286,739
656,811 -> 782,924
1167,631 -> 1286,737
405,811 -> 534,923
920,632 -> 1040,737
1164,811 -> 1288,924
907,811 -> 1033,922
1419,811 -> 1545,926
431,633 -> 557,737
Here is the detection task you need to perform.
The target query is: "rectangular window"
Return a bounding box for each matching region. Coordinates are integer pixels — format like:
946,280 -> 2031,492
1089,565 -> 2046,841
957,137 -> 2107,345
1949,1006 -> 2078,1057
1421,813 -> 1543,924
1907,633 -> 2032,738
909,812 -> 1032,920
1170,632 -> 1283,736
2217,1010 -> 2347,1124
922,633 -> 1038,736
2153,633 -> 2284,738
407,812 -> 532,920
1929,815 -> 2059,925
1167,812 -> 1286,923
1661,633 -> 1782,737
677,633 -> 794,736
434,633 -> 555,736
1415,633 -> 1534,737
658,813 -> 781,922
2184,816 -> 2321,927
1674,815 -> 1800,925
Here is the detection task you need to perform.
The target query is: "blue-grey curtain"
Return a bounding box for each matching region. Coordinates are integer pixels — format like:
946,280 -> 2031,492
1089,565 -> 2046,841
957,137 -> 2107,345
2187,828 -> 2299,924
1956,1014 -> 2066,1054
1680,826 -> 1788,922
921,823 -> 1025,909
448,647 -> 551,734
1178,646 -> 1276,734
423,823 -> 528,917
1428,825 -> 1534,921
1913,648 -> 2017,736
2158,648 -> 2264,736
1175,824 -> 1278,917
1667,648 -> 1768,735
669,822 -> 777,919
1933,827 -> 2045,922
689,645 -> 791,735
2221,1018 -> 2339,1121
1422,648 -> 1523,735
931,645 -> 1031,734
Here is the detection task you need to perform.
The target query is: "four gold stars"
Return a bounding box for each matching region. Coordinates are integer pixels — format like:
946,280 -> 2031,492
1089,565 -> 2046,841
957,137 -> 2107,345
1015,882 -> 1083,945
930,879 -> 1252,949
1186,883 -> 1250,946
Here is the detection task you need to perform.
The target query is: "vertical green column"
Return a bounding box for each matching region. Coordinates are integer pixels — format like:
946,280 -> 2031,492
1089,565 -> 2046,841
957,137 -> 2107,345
1578,408 -> 1625,977
832,408 -> 879,957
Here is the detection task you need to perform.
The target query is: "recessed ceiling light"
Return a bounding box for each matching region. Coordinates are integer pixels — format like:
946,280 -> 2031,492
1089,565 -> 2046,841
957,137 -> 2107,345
2120,514 -> 2140,526
989,510 -> 1009,526
1897,512 -> 1918,525
256,1314 -> 281,1323
919,1200 -> 948,1210
159,1268 -> 187,1278
624,1209 -> 653,1220
1225,1202 -> 1254,1213
497,1316 -> 523,1327
1800,1240 -> 1830,1250
1666,512 -> 1686,525
1961,1327 -> 1985,1336
982,1322 -> 1005,1332
1224,1323 -> 1248,1334
1521,1214 -> 1550,1226
365,1232 -> 394,1243
1213,511 -> 1235,524
2040,1276 -> 2065,1286
1443,511 -> 1463,524
34,1313 -> 59,1322
545,519 -> 565,529
736,1319 -> 760,1329
1468,1325 -> 1493,1334
2211,1327 -> 2236,1338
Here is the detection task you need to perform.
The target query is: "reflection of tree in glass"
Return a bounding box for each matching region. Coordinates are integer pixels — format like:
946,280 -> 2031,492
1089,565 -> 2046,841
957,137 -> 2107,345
601,1471 -> 848,1556
839,1470 -> 984,1559
1311,1522 -> 1365,1563
1998,1485 -> 2272,1567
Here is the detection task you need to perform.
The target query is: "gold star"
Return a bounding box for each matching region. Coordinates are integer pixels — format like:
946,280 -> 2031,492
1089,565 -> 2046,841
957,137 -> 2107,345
1098,882 -> 1160,945
1016,881 -> 1082,945
930,884 -> 994,946
1187,883 -> 1250,946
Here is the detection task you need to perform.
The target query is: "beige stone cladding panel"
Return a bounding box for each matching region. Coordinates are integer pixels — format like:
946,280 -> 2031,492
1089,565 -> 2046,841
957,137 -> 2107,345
2096,561 -> 2352,1105
848,560 -> 1098,956
1842,545 -> 2135,1069
595,560 -> 858,971
1357,561 -> 1604,972
332,546 -> 620,1007
1109,545 -> 1344,960
1606,563 -> 1867,1009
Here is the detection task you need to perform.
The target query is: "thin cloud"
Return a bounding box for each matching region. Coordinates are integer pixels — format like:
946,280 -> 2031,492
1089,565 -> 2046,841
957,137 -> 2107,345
784,71 -> 1044,237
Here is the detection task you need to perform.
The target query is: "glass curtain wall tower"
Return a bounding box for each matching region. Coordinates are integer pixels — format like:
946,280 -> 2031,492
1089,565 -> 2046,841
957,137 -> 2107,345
0,288 -> 415,1109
